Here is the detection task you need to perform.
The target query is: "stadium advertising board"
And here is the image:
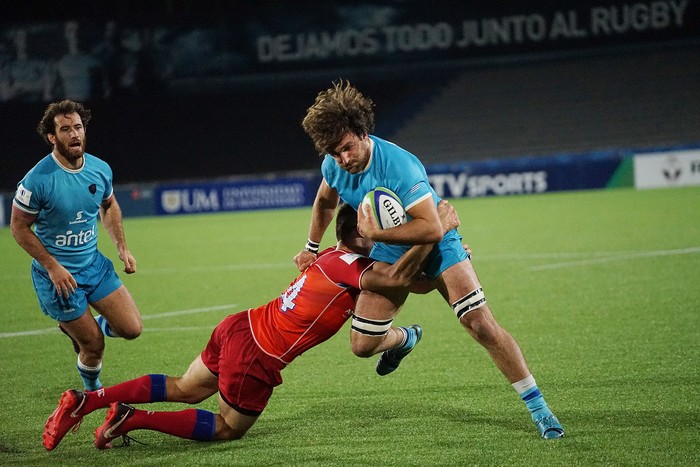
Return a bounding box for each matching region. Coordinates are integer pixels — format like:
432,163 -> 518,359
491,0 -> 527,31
114,185 -> 156,218
255,0 -> 696,70
427,152 -> 625,198
155,176 -> 320,216
633,149 -> 700,189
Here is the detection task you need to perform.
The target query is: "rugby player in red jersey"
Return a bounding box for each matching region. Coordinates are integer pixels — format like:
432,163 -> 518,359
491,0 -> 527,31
42,200 -> 459,450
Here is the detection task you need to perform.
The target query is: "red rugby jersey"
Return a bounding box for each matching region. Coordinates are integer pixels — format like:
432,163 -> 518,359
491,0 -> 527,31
249,247 -> 376,364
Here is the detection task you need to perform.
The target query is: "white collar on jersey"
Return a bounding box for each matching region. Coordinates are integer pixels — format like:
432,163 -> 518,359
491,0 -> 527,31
51,152 -> 85,173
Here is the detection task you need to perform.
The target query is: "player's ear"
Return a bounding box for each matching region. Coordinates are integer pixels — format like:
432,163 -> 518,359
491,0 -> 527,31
47,133 -> 56,145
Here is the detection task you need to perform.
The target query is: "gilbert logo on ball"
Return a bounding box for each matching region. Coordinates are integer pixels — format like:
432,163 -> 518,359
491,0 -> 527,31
362,187 -> 407,229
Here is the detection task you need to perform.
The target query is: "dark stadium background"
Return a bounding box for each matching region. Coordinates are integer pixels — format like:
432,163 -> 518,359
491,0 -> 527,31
1,0 -> 698,193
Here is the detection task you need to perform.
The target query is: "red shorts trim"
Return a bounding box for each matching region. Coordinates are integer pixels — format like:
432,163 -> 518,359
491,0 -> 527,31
200,311 -> 286,415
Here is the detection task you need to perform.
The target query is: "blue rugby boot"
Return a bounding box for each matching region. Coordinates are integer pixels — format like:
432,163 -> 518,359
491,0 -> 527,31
376,324 -> 422,376
533,410 -> 565,439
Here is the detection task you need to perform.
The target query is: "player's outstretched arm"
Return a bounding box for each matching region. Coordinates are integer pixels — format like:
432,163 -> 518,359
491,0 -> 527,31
294,180 -> 340,271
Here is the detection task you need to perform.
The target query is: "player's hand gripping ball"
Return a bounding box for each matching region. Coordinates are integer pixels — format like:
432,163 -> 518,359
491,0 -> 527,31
362,187 -> 407,229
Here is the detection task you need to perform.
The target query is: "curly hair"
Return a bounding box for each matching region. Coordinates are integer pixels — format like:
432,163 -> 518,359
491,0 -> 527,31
36,100 -> 91,146
302,80 -> 375,156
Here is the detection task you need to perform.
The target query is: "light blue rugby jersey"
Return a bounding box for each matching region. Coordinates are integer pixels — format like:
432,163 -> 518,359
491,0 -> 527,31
13,153 -> 113,272
322,135 -> 437,216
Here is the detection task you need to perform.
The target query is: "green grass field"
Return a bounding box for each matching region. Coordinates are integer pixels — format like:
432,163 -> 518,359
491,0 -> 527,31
1,186 -> 698,466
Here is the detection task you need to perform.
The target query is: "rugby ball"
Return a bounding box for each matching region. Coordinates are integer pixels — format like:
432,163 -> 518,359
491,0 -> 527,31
362,187 -> 407,229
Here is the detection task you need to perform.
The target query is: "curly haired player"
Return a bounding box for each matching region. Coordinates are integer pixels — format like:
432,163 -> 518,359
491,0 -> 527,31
294,80 -> 564,439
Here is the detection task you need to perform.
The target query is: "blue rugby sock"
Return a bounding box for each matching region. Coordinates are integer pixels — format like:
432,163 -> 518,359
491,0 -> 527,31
77,357 -> 102,391
192,409 -> 217,441
95,315 -> 118,338
149,374 -> 167,401
513,374 -> 551,417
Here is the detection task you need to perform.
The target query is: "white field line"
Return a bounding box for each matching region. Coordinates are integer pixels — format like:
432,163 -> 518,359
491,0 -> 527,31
528,246 -> 700,271
3,247 -> 699,336
137,263 -> 294,274
0,262 -> 294,281
0,303 -> 236,339
142,303 -> 236,319
2,248 -> 693,279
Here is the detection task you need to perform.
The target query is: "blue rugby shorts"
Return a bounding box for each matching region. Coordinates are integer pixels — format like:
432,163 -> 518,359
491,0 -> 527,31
30,250 -> 123,322
369,229 -> 469,280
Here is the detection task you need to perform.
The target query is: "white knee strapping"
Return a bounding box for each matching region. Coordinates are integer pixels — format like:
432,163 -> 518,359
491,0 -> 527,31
452,288 -> 486,320
351,314 -> 393,336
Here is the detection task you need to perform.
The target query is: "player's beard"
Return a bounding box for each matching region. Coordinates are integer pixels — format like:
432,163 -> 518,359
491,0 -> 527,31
55,137 -> 86,166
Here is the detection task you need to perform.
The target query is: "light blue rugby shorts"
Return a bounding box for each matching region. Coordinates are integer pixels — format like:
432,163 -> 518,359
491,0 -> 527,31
30,251 -> 123,322
369,229 -> 469,280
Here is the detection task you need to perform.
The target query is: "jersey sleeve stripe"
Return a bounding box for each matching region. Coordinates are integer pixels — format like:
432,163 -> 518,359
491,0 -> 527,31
404,192 -> 433,212
12,199 -> 39,215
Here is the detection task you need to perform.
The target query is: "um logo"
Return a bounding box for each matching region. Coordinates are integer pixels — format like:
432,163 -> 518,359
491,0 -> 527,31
161,189 -> 221,214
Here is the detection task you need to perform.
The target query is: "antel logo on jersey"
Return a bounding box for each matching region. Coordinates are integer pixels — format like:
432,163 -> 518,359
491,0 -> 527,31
55,224 -> 96,247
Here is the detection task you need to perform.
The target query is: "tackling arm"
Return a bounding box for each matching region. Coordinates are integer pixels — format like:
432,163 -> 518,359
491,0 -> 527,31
360,200 -> 460,291
293,180 -> 340,271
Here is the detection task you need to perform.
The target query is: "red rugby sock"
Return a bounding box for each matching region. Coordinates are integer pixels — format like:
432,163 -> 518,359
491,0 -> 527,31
84,374 -> 154,413
124,408 -> 215,440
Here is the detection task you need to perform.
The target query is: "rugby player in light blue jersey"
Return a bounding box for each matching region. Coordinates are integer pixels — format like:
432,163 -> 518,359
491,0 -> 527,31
11,100 -> 142,392
294,81 -> 564,439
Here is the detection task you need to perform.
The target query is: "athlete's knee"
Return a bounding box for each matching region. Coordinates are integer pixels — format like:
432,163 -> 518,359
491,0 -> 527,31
452,288 -> 497,339
110,317 -> 142,340
458,301 -> 507,346
217,425 -> 247,441
350,314 -> 392,358
118,322 -> 142,340
215,410 -> 257,441
462,311 -> 500,343
351,338 -> 377,358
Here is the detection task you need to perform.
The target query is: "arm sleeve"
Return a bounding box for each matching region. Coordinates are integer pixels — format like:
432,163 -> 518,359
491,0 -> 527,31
13,177 -> 42,215
385,156 -> 436,211
102,164 -> 114,201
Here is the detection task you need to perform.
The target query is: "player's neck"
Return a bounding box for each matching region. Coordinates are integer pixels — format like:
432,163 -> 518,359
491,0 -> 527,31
53,150 -> 84,170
